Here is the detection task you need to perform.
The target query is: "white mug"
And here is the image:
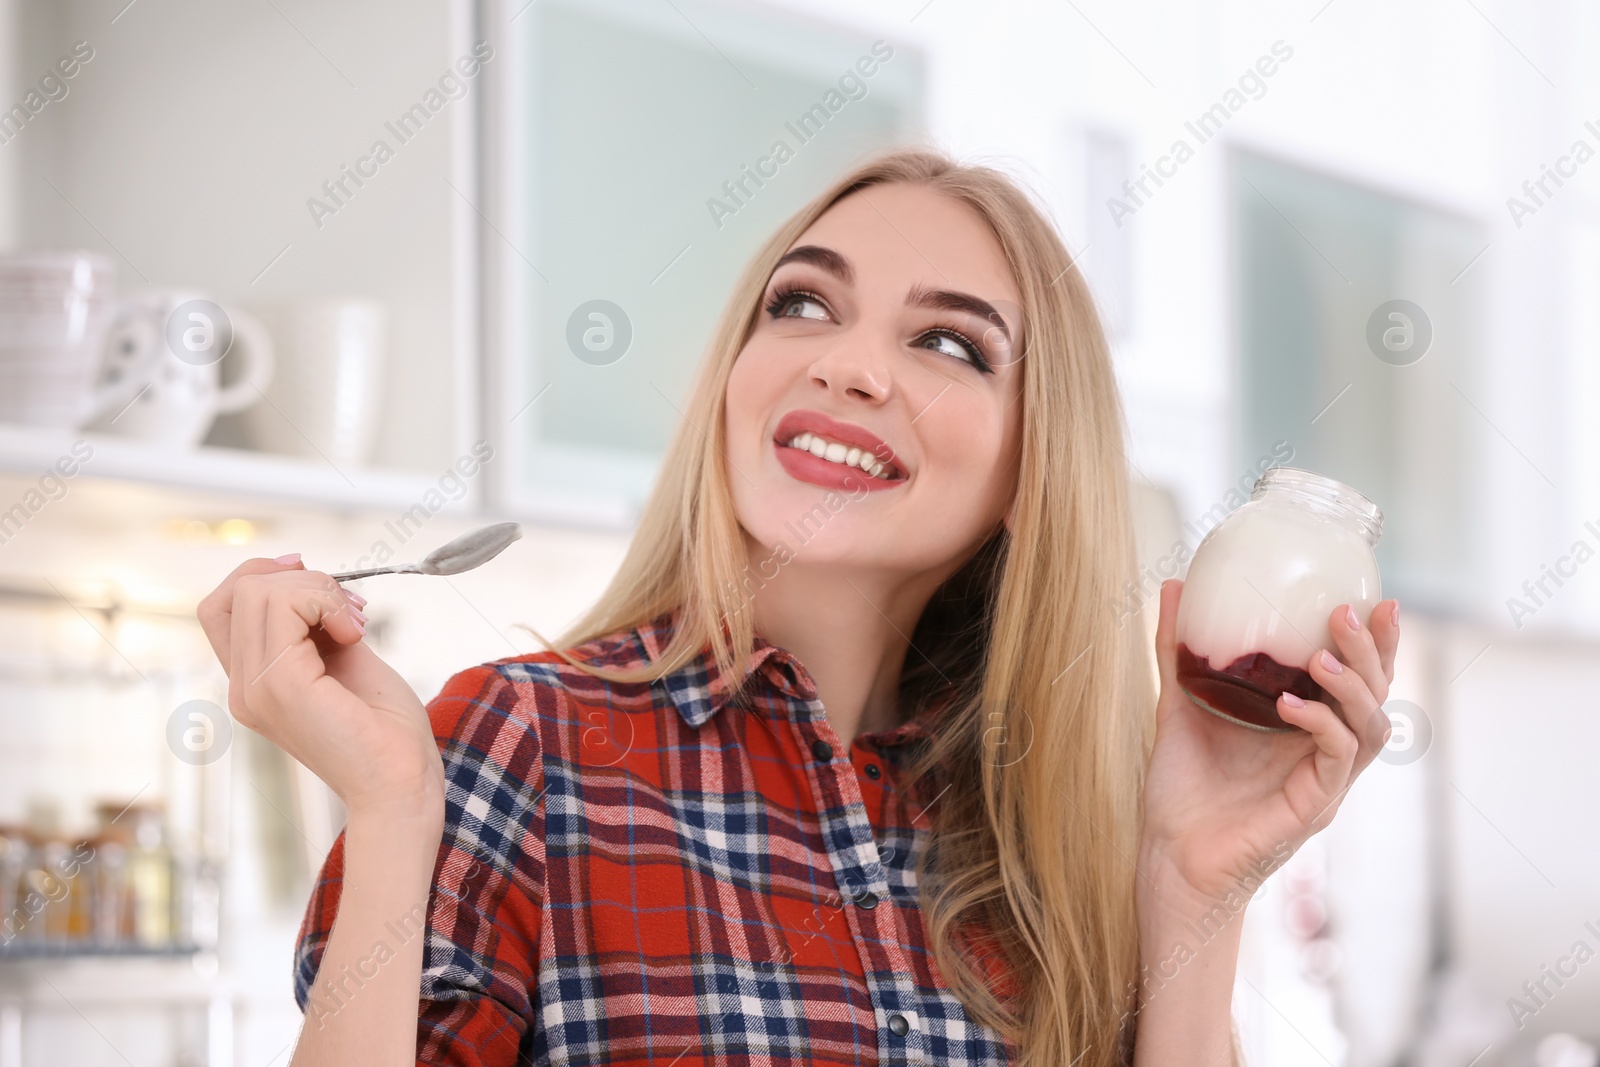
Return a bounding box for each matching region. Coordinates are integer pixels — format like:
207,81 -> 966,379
236,299 -> 387,468
82,293 -> 274,447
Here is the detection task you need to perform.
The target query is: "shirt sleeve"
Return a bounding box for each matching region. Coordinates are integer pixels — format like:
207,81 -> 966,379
292,662 -> 550,1066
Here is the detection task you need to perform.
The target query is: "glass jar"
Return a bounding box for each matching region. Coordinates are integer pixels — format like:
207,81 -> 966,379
0,826 -> 27,949
26,836 -> 73,944
89,833 -> 131,948
1175,466 -> 1383,732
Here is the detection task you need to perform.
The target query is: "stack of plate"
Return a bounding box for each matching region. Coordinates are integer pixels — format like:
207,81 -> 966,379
0,251 -> 117,428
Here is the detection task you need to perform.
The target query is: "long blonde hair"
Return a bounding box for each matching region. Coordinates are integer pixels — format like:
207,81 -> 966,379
552,148 -> 1156,1066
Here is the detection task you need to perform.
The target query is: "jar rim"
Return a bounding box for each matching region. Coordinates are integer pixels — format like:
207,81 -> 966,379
1252,466 -> 1383,545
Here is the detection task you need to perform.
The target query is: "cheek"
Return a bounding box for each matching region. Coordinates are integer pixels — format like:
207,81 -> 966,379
723,347 -> 769,454
921,394 -> 1012,487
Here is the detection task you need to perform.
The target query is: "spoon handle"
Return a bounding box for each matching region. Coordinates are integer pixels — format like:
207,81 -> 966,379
329,564 -> 419,582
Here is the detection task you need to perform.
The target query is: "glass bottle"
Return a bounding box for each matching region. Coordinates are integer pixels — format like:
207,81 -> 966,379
1175,466 -> 1383,732
125,804 -> 173,948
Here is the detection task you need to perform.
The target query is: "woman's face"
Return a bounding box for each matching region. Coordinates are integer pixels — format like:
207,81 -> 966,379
724,182 -> 1026,579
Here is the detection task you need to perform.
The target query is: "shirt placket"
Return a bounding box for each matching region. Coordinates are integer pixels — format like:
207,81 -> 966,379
784,686 -> 931,1067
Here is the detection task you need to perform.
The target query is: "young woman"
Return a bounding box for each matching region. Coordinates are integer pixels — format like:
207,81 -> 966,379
198,149 -> 1400,1067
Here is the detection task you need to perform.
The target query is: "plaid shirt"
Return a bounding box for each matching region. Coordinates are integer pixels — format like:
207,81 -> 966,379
294,610 -> 1015,1065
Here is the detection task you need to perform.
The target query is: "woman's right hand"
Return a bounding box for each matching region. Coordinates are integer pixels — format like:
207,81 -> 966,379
196,554 -> 444,819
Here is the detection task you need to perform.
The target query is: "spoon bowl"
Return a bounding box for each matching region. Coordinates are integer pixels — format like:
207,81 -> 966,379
415,521 -> 524,575
330,521 -> 523,582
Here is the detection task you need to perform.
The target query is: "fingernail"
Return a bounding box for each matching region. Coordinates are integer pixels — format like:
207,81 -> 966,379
342,588 -> 367,608
273,552 -> 301,565
352,614 -> 367,635
1320,649 -> 1343,673
1391,601 -> 1400,627
1281,691 -> 1306,707
1345,605 -> 1359,630
349,606 -> 368,625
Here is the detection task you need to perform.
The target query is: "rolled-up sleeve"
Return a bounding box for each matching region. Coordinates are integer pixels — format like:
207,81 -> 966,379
293,662 -> 549,1066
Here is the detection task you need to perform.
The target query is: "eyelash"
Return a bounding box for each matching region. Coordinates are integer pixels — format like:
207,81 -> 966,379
764,285 -> 825,319
762,285 -> 994,374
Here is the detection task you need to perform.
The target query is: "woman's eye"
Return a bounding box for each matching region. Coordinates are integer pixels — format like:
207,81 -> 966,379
917,329 -> 984,367
770,292 -> 830,320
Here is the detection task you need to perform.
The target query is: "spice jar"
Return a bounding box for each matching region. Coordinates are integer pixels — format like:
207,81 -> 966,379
1175,466 -> 1383,732
0,826 -> 27,949
25,836 -> 73,944
89,833 -> 131,948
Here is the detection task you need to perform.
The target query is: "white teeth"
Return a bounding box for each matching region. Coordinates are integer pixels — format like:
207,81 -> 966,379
783,433 -> 896,479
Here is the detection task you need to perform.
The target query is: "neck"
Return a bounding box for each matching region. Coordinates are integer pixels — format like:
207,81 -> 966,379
743,532 -> 948,750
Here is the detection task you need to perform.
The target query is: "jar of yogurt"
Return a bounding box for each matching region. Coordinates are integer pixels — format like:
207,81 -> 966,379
1175,466 -> 1383,732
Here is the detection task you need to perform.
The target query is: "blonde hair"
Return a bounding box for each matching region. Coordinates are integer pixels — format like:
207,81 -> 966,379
552,149 -> 1157,1066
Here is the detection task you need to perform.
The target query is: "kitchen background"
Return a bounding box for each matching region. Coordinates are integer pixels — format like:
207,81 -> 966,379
0,0 -> 1596,1064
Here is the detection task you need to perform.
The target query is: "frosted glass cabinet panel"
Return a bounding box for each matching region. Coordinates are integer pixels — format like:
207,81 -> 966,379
1232,151 -> 1487,613
488,0 -> 924,523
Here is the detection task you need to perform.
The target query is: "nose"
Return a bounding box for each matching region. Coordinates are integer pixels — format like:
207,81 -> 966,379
806,331 -> 892,405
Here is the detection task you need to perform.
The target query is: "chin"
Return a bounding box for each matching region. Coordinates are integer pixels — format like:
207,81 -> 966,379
743,502 -> 874,561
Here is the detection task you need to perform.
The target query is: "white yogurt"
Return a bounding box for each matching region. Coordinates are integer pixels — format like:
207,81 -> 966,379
1175,470 -> 1383,673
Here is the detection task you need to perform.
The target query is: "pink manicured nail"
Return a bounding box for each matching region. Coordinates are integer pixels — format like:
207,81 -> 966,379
1281,692 -> 1306,707
342,588 -> 367,608
1320,649 -> 1343,673
274,552 -> 301,564
1345,605 -> 1359,630
1391,601 -> 1400,627
352,614 -> 367,634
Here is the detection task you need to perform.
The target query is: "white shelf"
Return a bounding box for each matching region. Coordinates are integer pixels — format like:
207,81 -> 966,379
0,952 -> 232,1004
0,423 -> 474,516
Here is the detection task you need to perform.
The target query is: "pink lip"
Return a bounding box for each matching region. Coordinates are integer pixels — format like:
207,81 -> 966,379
772,409 -> 907,492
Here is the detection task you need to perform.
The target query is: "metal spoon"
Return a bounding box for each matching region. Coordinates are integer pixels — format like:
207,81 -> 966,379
330,521 -> 523,583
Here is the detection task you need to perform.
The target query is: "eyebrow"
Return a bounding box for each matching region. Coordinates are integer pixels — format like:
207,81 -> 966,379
772,245 -> 1012,344
906,284 -> 1011,344
773,245 -> 853,283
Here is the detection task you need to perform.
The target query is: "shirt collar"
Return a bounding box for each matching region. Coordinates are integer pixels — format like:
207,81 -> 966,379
634,607 -> 948,750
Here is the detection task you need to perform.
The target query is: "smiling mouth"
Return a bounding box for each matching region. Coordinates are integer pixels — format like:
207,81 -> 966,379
778,431 -> 900,480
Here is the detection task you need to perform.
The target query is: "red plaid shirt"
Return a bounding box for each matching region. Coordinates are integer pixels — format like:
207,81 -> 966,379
294,610 -> 1015,1065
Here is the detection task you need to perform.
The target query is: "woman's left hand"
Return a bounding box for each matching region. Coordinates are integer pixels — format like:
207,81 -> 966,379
1137,578 -> 1401,911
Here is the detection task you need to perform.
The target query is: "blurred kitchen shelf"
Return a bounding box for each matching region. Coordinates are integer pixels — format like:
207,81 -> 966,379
0,954 -> 238,1067
0,943 -> 204,962
0,422 -> 474,516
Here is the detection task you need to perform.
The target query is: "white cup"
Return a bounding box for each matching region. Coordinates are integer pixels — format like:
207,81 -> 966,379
0,250 -> 117,428
82,292 -> 275,447
236,299 -> 387,468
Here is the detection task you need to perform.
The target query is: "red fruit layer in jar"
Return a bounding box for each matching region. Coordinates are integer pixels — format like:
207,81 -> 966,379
1175,642 -> 1333,732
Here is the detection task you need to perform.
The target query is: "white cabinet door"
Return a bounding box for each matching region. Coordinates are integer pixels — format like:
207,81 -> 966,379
482,0 -> 923,526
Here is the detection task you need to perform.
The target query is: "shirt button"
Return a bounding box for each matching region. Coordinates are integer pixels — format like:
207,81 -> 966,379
887,1013 -> 910,1037
854,890 -> 879,910
864,763 -> 881,780
811,739 -> 834,762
